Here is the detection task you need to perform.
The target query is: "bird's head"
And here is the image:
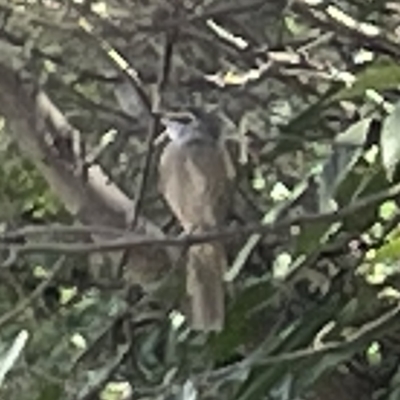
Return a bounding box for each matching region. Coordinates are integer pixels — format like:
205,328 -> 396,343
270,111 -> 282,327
161,108 -> 219,144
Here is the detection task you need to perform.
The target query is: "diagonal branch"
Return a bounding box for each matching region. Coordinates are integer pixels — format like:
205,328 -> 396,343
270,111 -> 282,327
2,180 -> 400,256
0,62 -> 171,286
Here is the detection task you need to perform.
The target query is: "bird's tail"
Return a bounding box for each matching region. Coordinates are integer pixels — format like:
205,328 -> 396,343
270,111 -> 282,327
187,242 -> 226,332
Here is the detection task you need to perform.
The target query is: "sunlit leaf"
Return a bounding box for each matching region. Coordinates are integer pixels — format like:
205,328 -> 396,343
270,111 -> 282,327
0,330 -> 29,387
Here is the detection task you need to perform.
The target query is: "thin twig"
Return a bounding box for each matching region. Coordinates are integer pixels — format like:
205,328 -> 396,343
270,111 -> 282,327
76,342 -> 131,400
2,182 -> 400,257
137,0 -> 273,32
69,308 -> 129,372
0,224 -> 128,240
129,31 -> 175,227
0,256 -> 65,327
205,301 -> 400,383
292,0 -> 400,60
115,29 -> 176,276
78,17 -> 152,114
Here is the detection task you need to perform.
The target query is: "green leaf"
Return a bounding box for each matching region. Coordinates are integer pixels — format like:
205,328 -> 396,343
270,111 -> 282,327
318,118 -> 372,211
210,279 -> 276,362
381,101 -> 400,180
292,349 -> 355,395
236,297 -> 342,400
332,61 -> 400,101
373,236 -> 400,262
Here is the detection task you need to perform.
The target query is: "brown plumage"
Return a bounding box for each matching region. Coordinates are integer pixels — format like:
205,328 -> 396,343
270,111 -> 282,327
159,131 -> 233,331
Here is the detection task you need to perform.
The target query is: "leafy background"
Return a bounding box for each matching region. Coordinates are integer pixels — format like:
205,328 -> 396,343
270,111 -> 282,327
0,0 -> 400,399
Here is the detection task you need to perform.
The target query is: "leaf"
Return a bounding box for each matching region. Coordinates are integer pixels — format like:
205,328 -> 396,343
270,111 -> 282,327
381,101 -> 400,180
293,119 -> 373,255
178,380 -> 198,400
332,61 -> 400,101
338,166 -> 388,233
318,118 -> 372,211
235,297 -> 342,400
0,330 -> 29,387
294,220 -> 337,255
210,280 -> 276,362
282,85 -> 339,135
76,343 -> 130,400
35,383 -> 63,400
292,349 -> 355,396
373,236 -> 400,263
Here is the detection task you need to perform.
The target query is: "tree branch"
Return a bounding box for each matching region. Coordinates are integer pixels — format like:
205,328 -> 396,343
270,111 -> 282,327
2,180 -> 399,258
0,62 -> 171,286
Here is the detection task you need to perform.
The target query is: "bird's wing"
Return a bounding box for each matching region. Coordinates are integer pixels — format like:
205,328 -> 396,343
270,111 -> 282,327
159,139 -> 230,230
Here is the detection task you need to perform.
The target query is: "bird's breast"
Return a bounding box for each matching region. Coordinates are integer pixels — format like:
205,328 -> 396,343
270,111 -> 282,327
159,139 -> 231,231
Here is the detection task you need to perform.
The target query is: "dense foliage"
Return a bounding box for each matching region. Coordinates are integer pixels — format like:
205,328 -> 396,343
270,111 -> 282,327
1,1 -> 400,399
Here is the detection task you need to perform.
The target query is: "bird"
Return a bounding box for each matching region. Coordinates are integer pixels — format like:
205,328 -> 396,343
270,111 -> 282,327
158,109 -> 234,331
